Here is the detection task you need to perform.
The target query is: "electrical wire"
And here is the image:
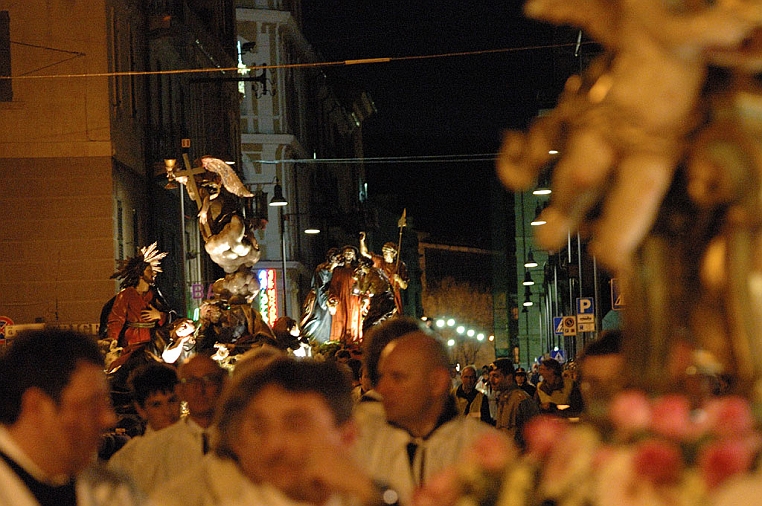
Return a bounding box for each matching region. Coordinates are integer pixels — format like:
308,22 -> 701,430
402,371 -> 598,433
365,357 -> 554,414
258,153 -> 500,165
0,41 -> 596,80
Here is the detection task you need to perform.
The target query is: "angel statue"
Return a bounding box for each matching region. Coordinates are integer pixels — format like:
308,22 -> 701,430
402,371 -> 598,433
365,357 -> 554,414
410,3 -> 762,506
495,0 -> 762,395
167,155 -> 263,273
497,0 -> 760,274
166,155 -> 276,355
197,156 -> 262,273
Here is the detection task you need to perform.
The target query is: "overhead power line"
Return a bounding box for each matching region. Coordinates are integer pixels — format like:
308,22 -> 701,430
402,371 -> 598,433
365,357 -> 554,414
259,153 -> 500,165
0,42 -> 594,80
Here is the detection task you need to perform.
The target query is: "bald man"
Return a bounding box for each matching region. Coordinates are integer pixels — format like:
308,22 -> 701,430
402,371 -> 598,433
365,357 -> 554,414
354,331 -> 503,506
109,355 -> 228,496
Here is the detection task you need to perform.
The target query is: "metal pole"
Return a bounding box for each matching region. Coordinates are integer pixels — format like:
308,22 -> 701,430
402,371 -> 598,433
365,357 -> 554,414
552,263 -> 557,349
566,231 -> 574,312
544,290 -> 551,353
563,230 -> 576,357
524,311 -> 530,367
280,207 -> 288,316
538,304 -> 545,354
179,185 -> 188,316
593,255 -> 600,335
577,231 -> 584,353
577,232 -> 583,299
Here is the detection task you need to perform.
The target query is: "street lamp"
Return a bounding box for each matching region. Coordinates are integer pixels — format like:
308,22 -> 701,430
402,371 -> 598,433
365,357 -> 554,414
270,181 -> 288,317
524,251 -> 538,268
431,316 -> 493,366
530,204 -> 547,226
523,286 -> 534,307
247,178 -> 289,316
269,179 -> 287,206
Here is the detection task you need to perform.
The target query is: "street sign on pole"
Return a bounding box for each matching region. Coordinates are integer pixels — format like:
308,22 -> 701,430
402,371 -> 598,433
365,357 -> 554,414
611,278 -> 625,310
550,348 -> 566,363
576,297 -> 596,329
576,297 -> 594,316
553,317 -> 564,335
562,316 -> 577,336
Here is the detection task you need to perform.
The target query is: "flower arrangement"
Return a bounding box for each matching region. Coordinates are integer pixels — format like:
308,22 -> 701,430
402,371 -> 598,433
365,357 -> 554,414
421,390 -> 762,506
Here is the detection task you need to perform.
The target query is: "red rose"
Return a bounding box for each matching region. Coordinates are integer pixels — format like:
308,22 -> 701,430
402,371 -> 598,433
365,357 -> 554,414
651,395 -> 692,440
632,440 -> 684,485
699,439 -> 756,489
703,396 -> 755,438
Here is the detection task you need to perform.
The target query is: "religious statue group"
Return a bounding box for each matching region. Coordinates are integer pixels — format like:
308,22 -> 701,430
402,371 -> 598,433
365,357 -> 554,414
99,155 -> 409,400
299,231 -> 409,345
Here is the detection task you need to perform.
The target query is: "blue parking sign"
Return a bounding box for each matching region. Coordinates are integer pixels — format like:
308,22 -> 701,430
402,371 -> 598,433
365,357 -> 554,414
576,297 -> 594,315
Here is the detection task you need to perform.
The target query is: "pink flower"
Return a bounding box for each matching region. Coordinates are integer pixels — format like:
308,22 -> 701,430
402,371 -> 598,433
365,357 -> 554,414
608,390 -> 651,435
591,445 -> 617,471
413,467 -> 461,506
703,396 -> 755,438
699,439 -> 756,489
462,431 -> 516,473
632,440 -> 684,485
523,415 -> 570,460
650,395 -> 692,440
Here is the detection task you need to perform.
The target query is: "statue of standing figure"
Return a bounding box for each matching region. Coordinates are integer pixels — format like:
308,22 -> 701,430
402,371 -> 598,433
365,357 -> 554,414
102,243 -> 177,390
359,231 -> 409,316
327,245 -> 363,344
355,256 -> 396,331
300,248 -> 340,343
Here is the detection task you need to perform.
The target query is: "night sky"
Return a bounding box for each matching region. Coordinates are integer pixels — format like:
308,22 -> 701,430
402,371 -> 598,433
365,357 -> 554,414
301,2 -> 564,248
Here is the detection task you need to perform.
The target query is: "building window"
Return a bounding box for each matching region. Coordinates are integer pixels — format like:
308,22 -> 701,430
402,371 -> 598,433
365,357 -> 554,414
117,200 -> 124,260
0,11 -> 11,102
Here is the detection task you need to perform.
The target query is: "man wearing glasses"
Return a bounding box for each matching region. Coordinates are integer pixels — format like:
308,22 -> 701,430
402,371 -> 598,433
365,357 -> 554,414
108,355 -> 227,496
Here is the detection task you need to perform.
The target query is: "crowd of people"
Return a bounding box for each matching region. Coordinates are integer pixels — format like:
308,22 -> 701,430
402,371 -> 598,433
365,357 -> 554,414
0,318 -> 640,506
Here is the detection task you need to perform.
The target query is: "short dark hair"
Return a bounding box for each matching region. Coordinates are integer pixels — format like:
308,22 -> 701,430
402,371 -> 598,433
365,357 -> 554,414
347,358 -> 363,381
541,358 -> 563,377
382,242 -> 397,253
0,328 -> 104,424
579,330 -> 623,359
216,358 -> 353,459
362,317 -> 426,386
491,358 -> 515,376
127,362 -> 179,408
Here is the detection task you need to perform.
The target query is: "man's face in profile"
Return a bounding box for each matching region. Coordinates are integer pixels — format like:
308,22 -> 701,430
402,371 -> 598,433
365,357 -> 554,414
489,368 -> 511,391
45,362 -> 117,475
